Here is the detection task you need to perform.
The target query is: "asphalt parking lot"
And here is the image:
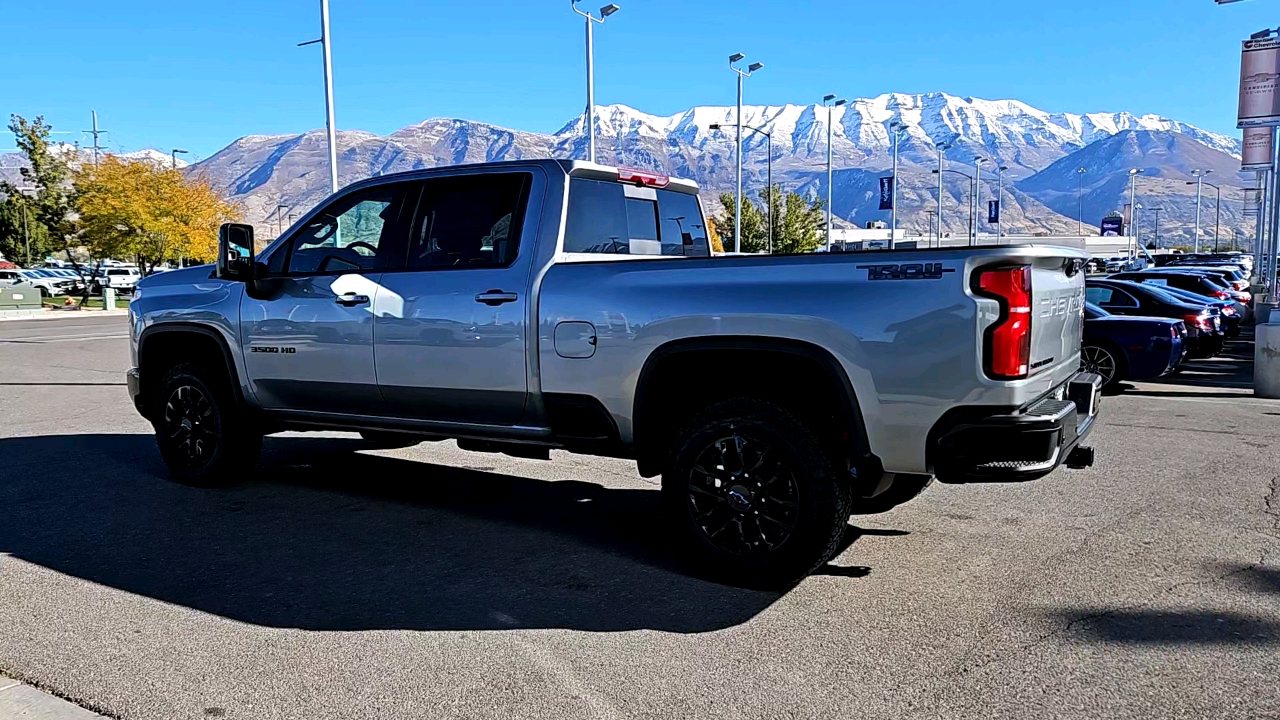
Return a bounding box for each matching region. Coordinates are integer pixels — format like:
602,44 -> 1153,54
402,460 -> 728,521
1,313 -> 1278,720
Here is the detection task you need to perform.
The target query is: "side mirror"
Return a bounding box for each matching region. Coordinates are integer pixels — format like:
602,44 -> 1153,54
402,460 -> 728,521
217,223 -> 255,281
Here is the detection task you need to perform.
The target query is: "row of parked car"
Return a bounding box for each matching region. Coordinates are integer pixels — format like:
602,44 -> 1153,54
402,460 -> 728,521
1081,254 -> 1254,389
0,264 -> 142,296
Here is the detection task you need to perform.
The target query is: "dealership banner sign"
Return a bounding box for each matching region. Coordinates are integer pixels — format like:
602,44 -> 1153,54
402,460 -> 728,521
878,176 -> 893,210
1100,216 -> 1123,237
1239,35 -> 1280,128
1243,126 -> 1276,169
987,200 -> 999,224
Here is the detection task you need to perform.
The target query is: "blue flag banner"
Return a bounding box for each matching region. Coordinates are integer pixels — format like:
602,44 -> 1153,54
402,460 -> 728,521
878,176 -> 893,210
988,200 -> 999,224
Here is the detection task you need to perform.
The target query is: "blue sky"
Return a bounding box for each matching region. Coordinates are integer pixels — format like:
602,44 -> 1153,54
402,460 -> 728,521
0,0 -> 1273,160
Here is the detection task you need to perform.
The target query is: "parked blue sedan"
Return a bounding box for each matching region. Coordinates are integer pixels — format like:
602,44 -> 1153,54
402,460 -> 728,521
1082,302 -> 1185,389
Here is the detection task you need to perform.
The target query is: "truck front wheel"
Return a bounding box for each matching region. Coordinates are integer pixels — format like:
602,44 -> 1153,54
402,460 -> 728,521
153,362 -> 262,487
663,399 -> 850,588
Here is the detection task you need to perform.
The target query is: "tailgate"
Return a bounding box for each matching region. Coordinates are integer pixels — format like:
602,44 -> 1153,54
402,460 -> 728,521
1029,257 -> 1086,379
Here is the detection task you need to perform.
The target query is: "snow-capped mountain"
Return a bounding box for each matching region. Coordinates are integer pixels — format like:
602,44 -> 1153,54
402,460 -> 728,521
0,146 -> 189,186
181,91 -> 1244,239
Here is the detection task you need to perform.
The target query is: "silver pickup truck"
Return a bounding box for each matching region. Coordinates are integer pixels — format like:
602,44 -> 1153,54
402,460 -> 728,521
127,159 -> 1100,586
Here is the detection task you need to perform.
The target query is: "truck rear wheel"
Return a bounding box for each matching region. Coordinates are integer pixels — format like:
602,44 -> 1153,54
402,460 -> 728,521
663,399 -> 850,588
153,362 -> 262,487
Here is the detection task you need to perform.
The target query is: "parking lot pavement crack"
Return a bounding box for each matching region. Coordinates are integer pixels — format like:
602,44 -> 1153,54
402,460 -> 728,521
1265,475 -> 1280,540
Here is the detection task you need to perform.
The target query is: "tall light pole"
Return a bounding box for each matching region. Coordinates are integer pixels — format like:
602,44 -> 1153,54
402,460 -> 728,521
995,165 -> 1008,243
936,142 -> 950,245
889,121 -> 903,249
571,1 -> 620,164
1149,207 -> 1163,249
711,122 -> 772,252
925,209 -> 937,245
1190,169 -> 1211,253
1127,168 -> 1142,261
1076,166 -> 1086,236
973,157 -> 985,245
729,54 -> 763,254
170,148 -> 188,170
298,0 -> 340,194
933,167 -> 973,245
823,94 -> 846,251
275,205 -> 289,237
1205,181 -> 1222,252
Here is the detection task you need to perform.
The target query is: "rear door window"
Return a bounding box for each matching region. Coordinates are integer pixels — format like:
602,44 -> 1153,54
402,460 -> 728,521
406,172 -> 531,270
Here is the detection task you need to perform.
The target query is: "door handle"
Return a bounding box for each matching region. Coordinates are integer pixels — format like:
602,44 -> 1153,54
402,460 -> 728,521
475,289 -> 518,306
335,293 -> 370,306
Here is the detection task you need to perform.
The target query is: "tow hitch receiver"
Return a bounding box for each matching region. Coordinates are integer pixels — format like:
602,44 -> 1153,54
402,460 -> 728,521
1065,445 -> 1095,469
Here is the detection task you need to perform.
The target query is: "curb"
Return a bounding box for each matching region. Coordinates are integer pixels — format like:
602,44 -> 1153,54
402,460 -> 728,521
0,678 -> 108,718
0,309 -> 128,322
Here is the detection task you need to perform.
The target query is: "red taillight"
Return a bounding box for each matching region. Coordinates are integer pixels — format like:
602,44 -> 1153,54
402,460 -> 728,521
975,264 -> 1032,379
1182,312 -> 1210,330
1210,289 -> 1229,299
617,167 -> 670,187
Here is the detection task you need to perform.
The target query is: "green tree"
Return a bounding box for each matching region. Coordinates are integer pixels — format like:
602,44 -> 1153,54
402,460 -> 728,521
712,191 -> 766,253
0,116 -> 77,262
711,186 -> 824,255
0,193 -> 50,265
773,189 -> 825,255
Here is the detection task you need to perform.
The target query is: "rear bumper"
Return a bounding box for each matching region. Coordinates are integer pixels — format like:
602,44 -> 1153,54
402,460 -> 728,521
931,372 -> 1102,483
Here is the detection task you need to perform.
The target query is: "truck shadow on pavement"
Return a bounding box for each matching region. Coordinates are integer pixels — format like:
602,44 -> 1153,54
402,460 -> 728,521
0,433 -> 889,634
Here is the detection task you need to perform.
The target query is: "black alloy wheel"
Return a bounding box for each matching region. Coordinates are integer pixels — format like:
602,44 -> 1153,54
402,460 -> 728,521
1080,344 -> 1119,387
664,398 -> 850,587
687,434 -> 801,557
162,384 -> 219,468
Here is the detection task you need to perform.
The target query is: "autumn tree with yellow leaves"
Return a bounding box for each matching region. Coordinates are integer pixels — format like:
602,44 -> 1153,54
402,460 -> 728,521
74,157 -> 238,272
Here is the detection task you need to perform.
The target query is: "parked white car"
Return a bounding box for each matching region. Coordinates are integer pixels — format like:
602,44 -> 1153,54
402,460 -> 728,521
92,267 -> 140,292
0,269 -> 77,296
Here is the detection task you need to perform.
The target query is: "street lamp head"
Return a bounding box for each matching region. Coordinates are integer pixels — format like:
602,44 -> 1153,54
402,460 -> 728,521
747,61 -> 764,72
172,148 -> 189,154
1077,167 -> 1086,173
834,98 -> 846,107
729,52 -> 745,64
708,123 -> 721,130
823,93 -> 836,103
599,3 -> 619,17
999,165 -> 1008,171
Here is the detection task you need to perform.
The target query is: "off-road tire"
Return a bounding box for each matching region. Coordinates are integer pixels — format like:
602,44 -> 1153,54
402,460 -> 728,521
663,398 -> 851,588
153,362 -> 262,487
850,474 -> 934,515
